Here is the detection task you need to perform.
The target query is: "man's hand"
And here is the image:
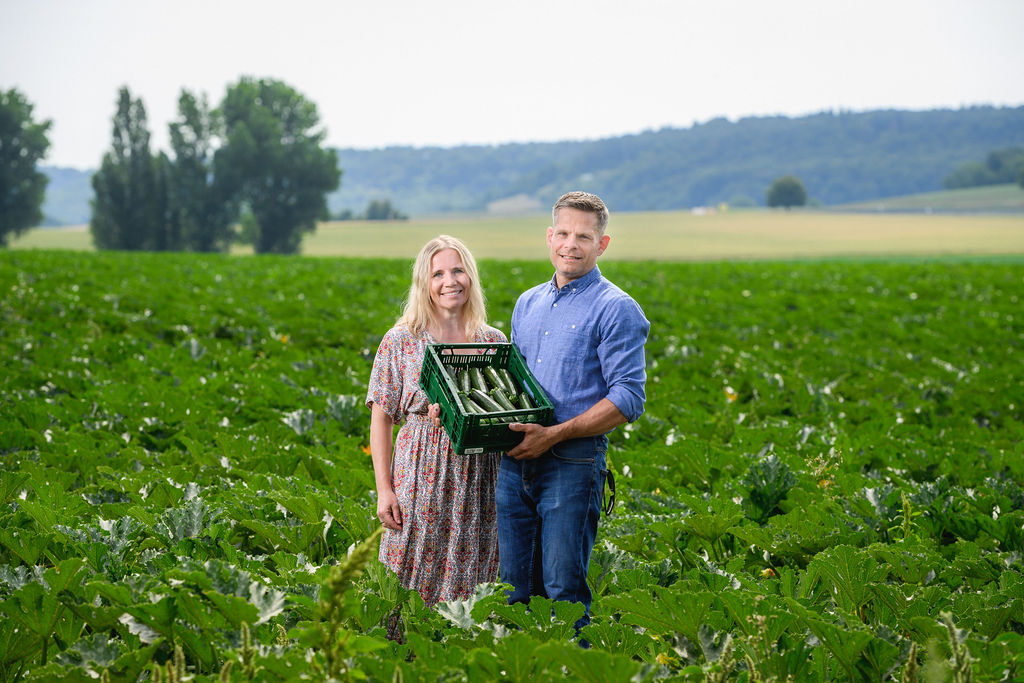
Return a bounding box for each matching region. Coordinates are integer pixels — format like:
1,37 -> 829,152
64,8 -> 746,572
505,399 -> 628,460
506,422 -> 559,460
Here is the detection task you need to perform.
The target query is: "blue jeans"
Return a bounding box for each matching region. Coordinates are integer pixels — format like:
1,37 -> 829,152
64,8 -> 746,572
495,439 -> 606,632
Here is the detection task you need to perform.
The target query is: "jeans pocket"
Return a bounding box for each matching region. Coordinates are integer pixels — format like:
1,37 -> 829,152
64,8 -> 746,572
549,440 -> 602,465
550,451 -> 596,465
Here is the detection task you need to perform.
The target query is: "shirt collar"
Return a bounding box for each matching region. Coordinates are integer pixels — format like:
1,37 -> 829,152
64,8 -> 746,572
548,265 -> 602,294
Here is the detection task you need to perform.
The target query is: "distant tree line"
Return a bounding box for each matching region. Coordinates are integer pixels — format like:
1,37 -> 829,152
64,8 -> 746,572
19,104 -> 1024,229
90,78 -> 340,254
331,198 -> 408,221
944,147 -> 1024,190
325,107 -> 1024,214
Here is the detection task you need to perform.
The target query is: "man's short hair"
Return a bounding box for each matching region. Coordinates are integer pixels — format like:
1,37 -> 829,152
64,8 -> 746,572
552,191 -> 609,234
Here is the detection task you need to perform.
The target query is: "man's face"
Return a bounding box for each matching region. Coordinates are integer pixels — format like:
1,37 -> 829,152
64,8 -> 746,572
547,207 -> 610,288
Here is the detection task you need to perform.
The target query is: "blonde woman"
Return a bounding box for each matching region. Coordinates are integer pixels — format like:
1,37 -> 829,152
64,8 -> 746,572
365,235 -> 505,613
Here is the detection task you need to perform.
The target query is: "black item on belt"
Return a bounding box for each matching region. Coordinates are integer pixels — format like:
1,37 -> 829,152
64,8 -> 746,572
602,469 -> 616,516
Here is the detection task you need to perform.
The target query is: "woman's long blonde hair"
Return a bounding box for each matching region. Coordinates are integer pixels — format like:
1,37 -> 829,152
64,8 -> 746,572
396,235 -> 487,338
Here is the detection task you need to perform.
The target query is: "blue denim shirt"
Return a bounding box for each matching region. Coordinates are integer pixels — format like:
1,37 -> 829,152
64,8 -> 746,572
511,266 -> 649,453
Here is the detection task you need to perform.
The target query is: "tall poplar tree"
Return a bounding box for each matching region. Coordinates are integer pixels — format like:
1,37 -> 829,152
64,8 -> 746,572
91,87 -> 166,250
167,90 -> 235,252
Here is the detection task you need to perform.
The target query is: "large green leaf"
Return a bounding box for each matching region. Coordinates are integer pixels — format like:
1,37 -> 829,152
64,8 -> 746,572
785,598 -> 873,681
806,545 -> 887,619
0,615 -> 42,666
604,586 -> 715,645
0,472 -> 31,505
547,640 -> 644,682
579,616 -> 658,661
466,630 -> 561,681
0,526 -> 51,565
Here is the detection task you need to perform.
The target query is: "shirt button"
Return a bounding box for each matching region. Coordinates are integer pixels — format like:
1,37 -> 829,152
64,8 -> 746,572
545,331 -> 549,335
553,303 -> 557,307
537,358 -> 542,363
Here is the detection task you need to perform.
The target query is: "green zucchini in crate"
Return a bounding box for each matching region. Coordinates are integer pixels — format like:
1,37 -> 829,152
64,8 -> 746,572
419,342 -> 554,454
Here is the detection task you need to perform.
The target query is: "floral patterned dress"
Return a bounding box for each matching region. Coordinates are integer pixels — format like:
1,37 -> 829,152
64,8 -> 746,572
366,324 -> 506,605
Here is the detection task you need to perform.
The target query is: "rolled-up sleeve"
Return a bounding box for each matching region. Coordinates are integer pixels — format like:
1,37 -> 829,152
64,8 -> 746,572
599,296 -> 650,422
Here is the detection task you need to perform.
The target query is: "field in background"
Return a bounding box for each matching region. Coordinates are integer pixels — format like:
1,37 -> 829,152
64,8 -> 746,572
835,183 -> 1024,213
12,210 -> 1024,261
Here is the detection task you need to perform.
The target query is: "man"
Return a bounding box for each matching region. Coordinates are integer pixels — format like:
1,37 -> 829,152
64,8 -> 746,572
500,190 -> 650,636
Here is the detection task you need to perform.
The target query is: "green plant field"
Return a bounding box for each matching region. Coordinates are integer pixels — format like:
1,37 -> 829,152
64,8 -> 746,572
10,210 -> 1024,261
1,250 -> 1023,681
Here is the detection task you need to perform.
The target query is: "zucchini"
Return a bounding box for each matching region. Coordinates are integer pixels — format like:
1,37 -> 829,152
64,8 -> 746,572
462,395 -> 485,413
490,387 -> 517,412
444,363 -> 459,385
470,388 -> 504,413
518,391 -> 534,409
470,367 -> 488,393
459,366 -> 471,394
500,368 -> 518,393
484,366 -> 508,393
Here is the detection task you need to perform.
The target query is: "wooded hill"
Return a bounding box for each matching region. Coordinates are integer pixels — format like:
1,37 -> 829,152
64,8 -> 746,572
41,105 -> 1024,224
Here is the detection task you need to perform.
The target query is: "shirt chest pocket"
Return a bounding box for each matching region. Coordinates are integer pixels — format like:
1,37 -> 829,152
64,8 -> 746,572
551,320 -> 596,364
560,319 -> 594,338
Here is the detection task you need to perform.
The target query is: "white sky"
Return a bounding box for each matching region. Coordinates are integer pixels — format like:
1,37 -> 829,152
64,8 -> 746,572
2,0 -> 1023,170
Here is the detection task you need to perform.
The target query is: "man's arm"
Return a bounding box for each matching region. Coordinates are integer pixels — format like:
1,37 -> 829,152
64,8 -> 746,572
506,397 -> 627,460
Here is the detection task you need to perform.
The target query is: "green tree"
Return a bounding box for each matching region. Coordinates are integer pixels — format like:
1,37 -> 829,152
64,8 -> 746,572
167,90 -> 234,252
0,88 -> 51,247
943,161 -> 992,189
363,198 -> 407,220
215,77 -> 341,254
90,87 -> 167,250
766,175 -> 808,209
945,146 -> 1024,189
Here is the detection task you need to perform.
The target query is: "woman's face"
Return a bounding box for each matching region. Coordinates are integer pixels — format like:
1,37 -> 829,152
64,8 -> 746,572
429,248 -> 471,314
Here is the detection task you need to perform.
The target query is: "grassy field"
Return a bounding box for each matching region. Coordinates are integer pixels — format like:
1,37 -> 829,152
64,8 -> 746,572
835,183 -> 1024,213
11,210 -> 1024,261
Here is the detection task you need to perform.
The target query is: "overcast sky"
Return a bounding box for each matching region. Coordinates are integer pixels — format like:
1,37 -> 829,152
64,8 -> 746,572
2,0 -> 1023,170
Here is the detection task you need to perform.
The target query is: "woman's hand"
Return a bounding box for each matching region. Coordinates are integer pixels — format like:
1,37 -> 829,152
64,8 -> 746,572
377,489 -> 403,530
428,402 -> 442,427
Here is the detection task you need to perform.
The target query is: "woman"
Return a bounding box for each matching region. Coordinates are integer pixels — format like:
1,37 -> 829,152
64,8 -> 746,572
365,235 -> 505,608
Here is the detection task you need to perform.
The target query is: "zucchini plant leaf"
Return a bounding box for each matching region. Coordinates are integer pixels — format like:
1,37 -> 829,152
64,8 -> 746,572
604,585 -> 715,645
806,545 -> 887,618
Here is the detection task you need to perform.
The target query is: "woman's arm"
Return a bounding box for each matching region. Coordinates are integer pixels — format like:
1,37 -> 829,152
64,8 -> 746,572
370,403 -> 402,530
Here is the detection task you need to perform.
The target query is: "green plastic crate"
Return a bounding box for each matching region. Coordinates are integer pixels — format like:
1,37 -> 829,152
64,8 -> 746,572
419,342 -> 554,455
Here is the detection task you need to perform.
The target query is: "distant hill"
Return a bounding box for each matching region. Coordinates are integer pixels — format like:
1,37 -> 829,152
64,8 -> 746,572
39,166 -> 93,225
40,105 -> 1024,225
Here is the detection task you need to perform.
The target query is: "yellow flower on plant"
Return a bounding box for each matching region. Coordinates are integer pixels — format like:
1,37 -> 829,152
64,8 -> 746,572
656,652 -> 678,667
724,386 -> 738,402
280,334 -> 289,343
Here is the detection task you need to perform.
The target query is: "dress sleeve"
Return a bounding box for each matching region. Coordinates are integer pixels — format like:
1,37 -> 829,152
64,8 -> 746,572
366,327 -> 404,423
479,325 -> 508,344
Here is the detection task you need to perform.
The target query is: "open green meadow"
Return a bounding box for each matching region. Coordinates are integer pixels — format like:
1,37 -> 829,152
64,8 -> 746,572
11,209 -> 1024,261
2,248 -> 1023,681
836,183 -> 1024,214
